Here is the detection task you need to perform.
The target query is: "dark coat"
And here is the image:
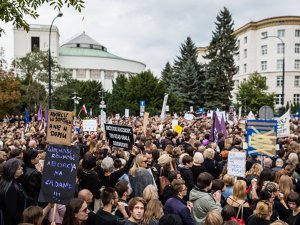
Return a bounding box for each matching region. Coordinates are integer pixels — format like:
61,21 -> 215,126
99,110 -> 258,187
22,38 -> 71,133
178,167 -> 194,195
191,165 -> 207,184
202,158 -> 222,179
78,169 -> 101,198
161,137 -> 173,150
164,196 -> 196,225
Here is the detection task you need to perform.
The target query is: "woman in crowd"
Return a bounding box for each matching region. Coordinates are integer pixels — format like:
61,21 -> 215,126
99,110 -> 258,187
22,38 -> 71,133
226,180 -> 253,222
222,174 -> 234,200
142,199 -> 163,225
62,198 -> 88,225
191,152 -> 207,184
202,148 -> 222,179
204,210 -> 223,225
164,179 -> 195,225
129,154 -> 155,197
246,201 -> 272,225
21,204 -> 52,225
0,158 -> 27,225
278,175 -> 293,204
286,192 -> 300,225
143,184 -> 159,203
245,163 -> 262,186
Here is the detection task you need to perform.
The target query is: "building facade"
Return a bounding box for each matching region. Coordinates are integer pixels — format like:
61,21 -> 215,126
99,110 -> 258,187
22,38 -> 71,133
13,25 -> 146,91
198,16 -> 300,108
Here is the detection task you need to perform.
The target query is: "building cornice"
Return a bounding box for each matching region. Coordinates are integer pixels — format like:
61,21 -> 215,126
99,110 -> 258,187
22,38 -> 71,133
234,16 -> 300,37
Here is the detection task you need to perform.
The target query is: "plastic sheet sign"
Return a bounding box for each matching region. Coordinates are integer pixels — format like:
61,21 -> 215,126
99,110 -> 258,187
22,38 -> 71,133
246,120 -> 277,157
38,144 -> 79,204
46,110 -> 72,146
104,124 -> 134,150
228,151 -> 246,178
83,119 -> 98,132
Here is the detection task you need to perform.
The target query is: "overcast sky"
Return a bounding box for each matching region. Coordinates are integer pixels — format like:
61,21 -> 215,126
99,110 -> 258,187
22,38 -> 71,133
1,0 -> 300,76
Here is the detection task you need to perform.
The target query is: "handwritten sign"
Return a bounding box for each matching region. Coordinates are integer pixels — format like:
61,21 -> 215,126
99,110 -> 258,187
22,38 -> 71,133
104,124 -> 134,150
46,109 -> 72,146
82,119 -> 98,132
142,112 -> 149,134
38,144 -> 79,204
184,113 -> 194,121
228,151 -> 246,178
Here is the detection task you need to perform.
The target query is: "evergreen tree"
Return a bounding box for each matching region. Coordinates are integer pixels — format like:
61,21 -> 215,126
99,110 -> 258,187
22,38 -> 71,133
204,7 -> 238,110
161,61 -> 173,88
172,37 -> 204,108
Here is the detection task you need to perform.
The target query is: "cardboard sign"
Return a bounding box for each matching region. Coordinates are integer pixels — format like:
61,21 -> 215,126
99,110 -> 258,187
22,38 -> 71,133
246,120 -> 277,156
46,110 -> 72,146
228,151 -> 246,178
105,124 -> 134,150
38,144 -> 79,204
184,113 -> 194,121
174,125 -> 183,134
83,119 -> 97,132
142,112 -> 149,134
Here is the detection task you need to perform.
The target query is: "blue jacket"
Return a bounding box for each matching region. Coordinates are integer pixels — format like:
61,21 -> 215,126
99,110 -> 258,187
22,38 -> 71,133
164,196 -> 196,225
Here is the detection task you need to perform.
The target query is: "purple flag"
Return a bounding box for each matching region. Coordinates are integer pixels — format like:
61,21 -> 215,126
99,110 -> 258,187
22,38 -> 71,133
37,104 -> 43,121
221,115 -> 228,138
209,111 -> 222,142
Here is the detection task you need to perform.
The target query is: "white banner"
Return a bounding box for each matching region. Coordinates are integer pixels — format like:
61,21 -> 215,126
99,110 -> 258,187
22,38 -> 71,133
160,94 -> 169,120
100,110 -> 106,131
228,151 -> 246,178
184,113 -> 194,121
125,109 -> 129,118
172,119 -> 178,129
83,119 -> 98,132
238,106 -> 242,120
277,109 -> 290,137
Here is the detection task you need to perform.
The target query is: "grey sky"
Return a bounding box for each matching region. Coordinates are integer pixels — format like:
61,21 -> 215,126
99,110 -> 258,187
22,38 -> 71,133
0,0 -> 300,76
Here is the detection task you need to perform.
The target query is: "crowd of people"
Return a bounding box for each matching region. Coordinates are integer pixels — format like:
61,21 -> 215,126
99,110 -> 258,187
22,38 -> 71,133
0,113 -> 300,225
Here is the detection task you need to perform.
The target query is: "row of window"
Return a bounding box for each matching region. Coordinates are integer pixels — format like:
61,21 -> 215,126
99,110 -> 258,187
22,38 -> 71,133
276,75 -> 300,87
238,29 -> 300,47
276,94 -> 300,105
260,59 -> 300,71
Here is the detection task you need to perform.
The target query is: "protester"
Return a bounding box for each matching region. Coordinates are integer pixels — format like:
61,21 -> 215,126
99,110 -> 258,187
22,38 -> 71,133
62,198 -> 89,225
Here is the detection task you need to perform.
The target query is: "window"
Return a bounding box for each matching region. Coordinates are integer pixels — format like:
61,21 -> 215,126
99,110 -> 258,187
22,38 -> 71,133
276,76 -> 283,87
244,49 -> 247,58
295,43 -> 300,53
277,43 -> 284,54
294,94 -> 300,104
295,76 -> 300,87
31,37 -> 40,52
261,45 -> 267,55
237,40 -> 240,47
235,80 -> 239,88
277,29 -> 285,37
237,52 -> 240,61
244,36 -> 247,44
76,44 -> 80,47
295,60 -> 300,69
261,61 -> 267,71
261,32 -> 268,38
243,64 -> 247,73
295,29 -> 300,37
237,66 -> 239,74
76,69 -> 86,79
277,59 -> 283,70
276,94 -> 283,105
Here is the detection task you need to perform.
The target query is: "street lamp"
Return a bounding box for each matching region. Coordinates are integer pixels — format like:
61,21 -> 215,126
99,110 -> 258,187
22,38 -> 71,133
72,92 -> 81,114
48,12 -> 63,109
261,35 -> 285,115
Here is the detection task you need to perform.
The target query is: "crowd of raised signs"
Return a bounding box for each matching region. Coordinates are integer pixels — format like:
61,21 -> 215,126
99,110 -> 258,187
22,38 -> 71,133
0,113 -> 300,225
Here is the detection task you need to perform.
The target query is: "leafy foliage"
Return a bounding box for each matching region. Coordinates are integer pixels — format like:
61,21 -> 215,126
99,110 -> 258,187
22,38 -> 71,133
0,0 -> 84,36
236,72 -> 275,113
204,7 -> 238,110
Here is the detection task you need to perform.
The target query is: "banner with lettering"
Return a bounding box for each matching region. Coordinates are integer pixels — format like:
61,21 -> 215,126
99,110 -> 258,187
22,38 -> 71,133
104,124 -> 134,150
276,109 -> 290,137
246,120 -> 277,157
46,109 -> 72,146
82,119 -> 98,132
38,144 -> 79,204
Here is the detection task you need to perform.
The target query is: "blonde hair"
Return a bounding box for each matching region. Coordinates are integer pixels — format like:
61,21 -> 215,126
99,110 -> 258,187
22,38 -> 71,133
203,148 -> 215,159
254,201 -> 272,219
279,175 -> 293,203
142,185 -> 158,203
142,199 -> 163,225
288,153 -> 299,167
223,174 -> 235,186
233,180 -> 247,200
247,163 -> 263,177
204,210 -> 223,225
129,154 -> 145,177
179,153 -> 189,165
193,152 -> 204,164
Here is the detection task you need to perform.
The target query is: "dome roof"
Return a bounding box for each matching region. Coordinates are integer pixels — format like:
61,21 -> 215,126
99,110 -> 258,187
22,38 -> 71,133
61,32 -> 107,51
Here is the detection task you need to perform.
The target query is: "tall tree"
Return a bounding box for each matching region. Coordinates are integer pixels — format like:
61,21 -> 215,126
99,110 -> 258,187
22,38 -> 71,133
0,0 -> 84,36
161,61 -> 173,88
172,37 -> 204,108
236,72 -> 275,113
204,7 -> 238,110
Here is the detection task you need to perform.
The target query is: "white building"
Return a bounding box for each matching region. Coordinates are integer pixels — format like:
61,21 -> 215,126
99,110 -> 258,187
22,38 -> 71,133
198,16 -> 300,108
13,25 -> 146,91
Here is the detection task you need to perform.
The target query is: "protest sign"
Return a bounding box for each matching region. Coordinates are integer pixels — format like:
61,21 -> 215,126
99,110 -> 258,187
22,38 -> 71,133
246,120 -> 277,157
46,109 -> 72,146
38,144 -> 79,204
276,109 -> 290,137
228,151 -> 246,178
174,125 -> 183,134
184,113 -> 194,121
125,109 -> 129,118
82,119 -> 98,132
142,112 -> 149,134
172,119 -> 178,129
105,124 -> 134,150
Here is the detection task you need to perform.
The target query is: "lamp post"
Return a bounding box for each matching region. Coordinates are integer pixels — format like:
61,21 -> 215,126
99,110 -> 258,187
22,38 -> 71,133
261,35 -> 285,115
48,12 -> 63,109
72,92 -> 81,115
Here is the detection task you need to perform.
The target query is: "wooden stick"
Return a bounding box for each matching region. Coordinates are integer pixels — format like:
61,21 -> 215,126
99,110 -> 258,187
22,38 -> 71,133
52,203 -> 57,223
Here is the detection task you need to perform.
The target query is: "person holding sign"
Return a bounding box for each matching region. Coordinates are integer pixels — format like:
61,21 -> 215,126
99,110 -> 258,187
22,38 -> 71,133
62,198 -> 89,225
